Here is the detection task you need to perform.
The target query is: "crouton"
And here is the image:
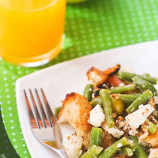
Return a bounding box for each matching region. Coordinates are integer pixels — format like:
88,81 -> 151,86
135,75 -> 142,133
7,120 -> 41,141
87,67 -> 108,87
63,135 -> 83,158
104,64 -> 120,76
145,129 -> 158,147
58,93 -> 92,148
86,64 -> 121,87
101,130 -> 115,149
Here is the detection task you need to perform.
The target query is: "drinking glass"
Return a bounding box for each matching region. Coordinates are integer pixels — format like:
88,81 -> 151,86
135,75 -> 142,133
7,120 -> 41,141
0,0 -> 66,66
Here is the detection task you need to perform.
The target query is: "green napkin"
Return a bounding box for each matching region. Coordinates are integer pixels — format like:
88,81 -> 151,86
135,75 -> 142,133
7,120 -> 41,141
1,0 -> 158,157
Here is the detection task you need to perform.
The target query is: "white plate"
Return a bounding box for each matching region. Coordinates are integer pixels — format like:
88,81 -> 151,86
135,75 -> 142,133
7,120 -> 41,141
16,41 -> 158,158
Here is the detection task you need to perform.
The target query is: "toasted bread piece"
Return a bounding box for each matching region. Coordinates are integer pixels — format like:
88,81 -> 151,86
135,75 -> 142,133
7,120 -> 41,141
87,67 -> 108,87
58,93 -> 92,148
86,64 -> 121,87
104,64 -> 120,76
145,129 -> 158,147
63,135 -> 83,158
101,130 -> 115,149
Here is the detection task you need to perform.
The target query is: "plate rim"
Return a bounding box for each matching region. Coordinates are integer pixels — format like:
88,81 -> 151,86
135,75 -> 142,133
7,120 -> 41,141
3,40 -> 158,158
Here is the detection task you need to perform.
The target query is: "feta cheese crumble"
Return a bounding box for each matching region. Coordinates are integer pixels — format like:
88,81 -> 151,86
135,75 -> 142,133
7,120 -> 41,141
149,148 -> 158,158
107,127 -> 124,138
63,135 -> 83,158
89,104 -> 105,127
125,104 -> 154,130
102,122 -> 124,138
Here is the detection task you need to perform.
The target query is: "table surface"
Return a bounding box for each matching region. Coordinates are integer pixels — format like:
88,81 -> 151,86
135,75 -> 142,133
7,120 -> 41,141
0,0 -> 158,157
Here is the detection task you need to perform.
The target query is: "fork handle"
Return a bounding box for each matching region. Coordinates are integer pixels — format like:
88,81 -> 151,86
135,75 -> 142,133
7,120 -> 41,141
58,149 -> 69,158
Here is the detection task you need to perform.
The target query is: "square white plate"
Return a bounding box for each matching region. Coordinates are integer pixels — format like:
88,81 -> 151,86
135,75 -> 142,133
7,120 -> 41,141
16,41 -> 158,158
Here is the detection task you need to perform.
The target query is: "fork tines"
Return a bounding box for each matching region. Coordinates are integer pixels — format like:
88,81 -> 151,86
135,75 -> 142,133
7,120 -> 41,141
24,88 -> 54,129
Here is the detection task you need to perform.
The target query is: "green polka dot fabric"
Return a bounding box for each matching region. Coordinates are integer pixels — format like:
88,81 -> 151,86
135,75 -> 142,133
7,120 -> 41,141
1,0 -> 158,157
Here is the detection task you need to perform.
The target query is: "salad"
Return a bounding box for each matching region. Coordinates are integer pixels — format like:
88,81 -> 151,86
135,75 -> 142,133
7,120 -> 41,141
55,64 -> 158,158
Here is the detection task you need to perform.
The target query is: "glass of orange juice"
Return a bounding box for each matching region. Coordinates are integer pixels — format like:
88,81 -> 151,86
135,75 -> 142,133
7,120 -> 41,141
0,0 -> 66,66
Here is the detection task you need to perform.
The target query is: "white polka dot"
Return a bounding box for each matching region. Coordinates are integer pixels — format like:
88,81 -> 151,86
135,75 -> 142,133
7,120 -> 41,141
5,89 -> 9,92
12,76 -> 16,79
9,113 -> 12,116
4,83 -> 8,87
3,70 -> 7,74
6,94 -> 10,98
7,101 -> 11,104
8,107 -> 12,110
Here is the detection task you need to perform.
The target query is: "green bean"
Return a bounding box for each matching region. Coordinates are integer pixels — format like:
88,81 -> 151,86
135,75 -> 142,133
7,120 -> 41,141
98,137 -> 135,158
121,147 -> 133,156
133,76 -> 156,93
130,136 -> 147,158
119,93 -> 141,105
119,72 -> 157,84
109,84 -> 136,94
119,72 -> 136,82
83,84 -> 94,102
90,97 -> 102,107
90,127 -> 102,147
111,96 -> 125,115
54,106 -> 61,117
126,90 -> 153,113
90,93 -> 141,107
81,145 -> 103,158
99,89 -> 114,128
146,121 -> 157,134
143,73 -> 150,77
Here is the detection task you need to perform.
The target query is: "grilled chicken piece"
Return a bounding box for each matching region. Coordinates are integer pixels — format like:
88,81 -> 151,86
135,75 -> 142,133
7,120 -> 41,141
58,92 -> 92,149
145,129 -> 158,147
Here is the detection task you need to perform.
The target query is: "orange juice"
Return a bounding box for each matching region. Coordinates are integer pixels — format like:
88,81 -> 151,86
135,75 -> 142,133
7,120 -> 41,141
0,0 -> 66,66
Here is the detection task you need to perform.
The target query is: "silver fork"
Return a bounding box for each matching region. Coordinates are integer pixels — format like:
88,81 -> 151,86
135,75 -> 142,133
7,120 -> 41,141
24,88 -> 68,158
